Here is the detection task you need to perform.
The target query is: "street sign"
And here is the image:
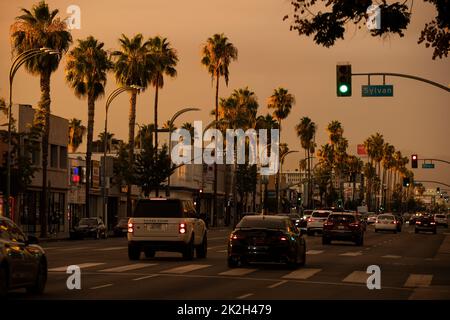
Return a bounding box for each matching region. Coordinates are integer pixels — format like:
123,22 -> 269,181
422,163 -> 435,169
362,85 -> 393,97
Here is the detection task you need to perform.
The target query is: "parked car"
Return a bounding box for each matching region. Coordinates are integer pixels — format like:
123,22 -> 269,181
0,216 -> 47,297
299,210 -> 313,229
127,198 -> 207,260
415,214 -> 437,234
367,214 -> 378,225
70,217 -> 107,240
374,214 -> 400,233
434,214 -> 448,227
307,210 -> 332,235
228,215 -> 306,268
322,212 -> 365,246
113,218 -> 129,237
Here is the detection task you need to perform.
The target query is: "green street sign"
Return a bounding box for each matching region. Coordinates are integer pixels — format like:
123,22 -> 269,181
362,85 -> 394,97
422,163 -> 435,169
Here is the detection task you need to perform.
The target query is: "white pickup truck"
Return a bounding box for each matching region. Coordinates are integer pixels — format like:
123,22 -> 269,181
127,198 -> 207,260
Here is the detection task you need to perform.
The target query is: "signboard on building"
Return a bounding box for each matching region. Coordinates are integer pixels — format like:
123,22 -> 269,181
92,160 -> 100,189
357,144 -> 367,155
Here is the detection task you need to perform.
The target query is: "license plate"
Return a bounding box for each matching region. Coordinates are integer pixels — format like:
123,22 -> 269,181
424,224 -> 428,226
338,226 -> 345,230
145,224 -> 165,231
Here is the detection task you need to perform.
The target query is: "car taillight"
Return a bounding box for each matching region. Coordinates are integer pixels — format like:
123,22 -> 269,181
128,223 -> 134,233
324,222 -> 334,227
179,223 -> 186,234
430,222 -> 436,225
230,233 -> 244,240
392,221 -> 397,224
416,221 -> 421,225
280,236 -> 288,241
349,223 -> 359,228
308,218 -> 314,222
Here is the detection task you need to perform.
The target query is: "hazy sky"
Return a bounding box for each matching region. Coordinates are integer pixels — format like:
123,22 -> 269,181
0,0 -> 449,190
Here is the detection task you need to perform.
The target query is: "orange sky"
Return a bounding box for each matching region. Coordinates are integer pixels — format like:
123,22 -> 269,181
0,0 -> 449,190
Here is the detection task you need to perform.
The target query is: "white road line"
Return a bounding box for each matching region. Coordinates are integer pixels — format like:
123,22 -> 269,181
219,268 -> 257,276
207,245 -> 226,250
100,263 -> 157,272
58,247 -> 88,252
404,274 -> 433,288
342,271 -> 368,284
48,262 -> 106,272
382,255 -> 402,259
282,268 -> 321,280
133,275 -> 159,281
306,250 -> 324,255
237,293 -> 254,299
94,247 -> 125,251
216,250 -> 228,253
340,251 -> 363,257
268,280 -> 287,289
90,284 -> 113,290
161,264 -> 211,274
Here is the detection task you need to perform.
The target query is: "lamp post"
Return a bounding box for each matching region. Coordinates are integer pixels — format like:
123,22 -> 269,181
277,150 -> 299,213
5,47 -> 59,218
102,85 -> 141,230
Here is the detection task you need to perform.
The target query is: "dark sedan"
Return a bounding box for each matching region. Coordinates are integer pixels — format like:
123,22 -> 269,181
227,215 -> 306,269
415,214 -> 437,234
70,217 -> 107,239
0,216 -> 47,297
113,218 -> 129,237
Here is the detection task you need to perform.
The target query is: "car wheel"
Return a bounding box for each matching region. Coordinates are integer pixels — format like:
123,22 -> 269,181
183,236 -> 195,260
27,260 -> 47,295
144,248 -> 155,258
227,256 -> 239,268
0,265 -> 8,298
394,230 -> 397,234
196,234 -> 207,259
128,245 -> 141,260
307,230 -> 314,236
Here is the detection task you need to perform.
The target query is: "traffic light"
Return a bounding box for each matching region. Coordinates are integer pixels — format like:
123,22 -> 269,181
402,177 -> 410,187
336,64 -> 352,97
411,154 -> 418,168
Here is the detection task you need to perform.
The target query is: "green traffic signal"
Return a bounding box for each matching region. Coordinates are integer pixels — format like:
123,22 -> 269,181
339,84 -> 349,94
336,64 -> 352,97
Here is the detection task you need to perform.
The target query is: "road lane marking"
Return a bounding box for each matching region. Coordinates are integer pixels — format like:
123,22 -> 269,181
382,255 -> 402,259
342,271 -> 368,284
306,250 -> 324,255
207,245 -> 227,250
282,268 -> 321,280
161,264 -> 211,274
58,247 -> 88,252
133,275 -> 159,281
219,268 -> 257,276
49,262 -> 105,272
94,247 -> 125,251
216,250 -> 228,253
404,274 -> 433,288
90,284 -> 113,290
268,280 -> 287,289
100,263 -> 157,272
340,251 -> 363,257
237,293 -> 254,299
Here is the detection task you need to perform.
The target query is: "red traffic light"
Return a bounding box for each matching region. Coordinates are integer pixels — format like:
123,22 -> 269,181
412,155 -> 417,160
411,154 -> 418,168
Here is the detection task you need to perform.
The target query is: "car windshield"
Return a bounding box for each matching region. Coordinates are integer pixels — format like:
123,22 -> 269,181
312,211 -> 330,218
328,215 -> 355,223
237,217 -> 287,230
79,218 -> 97,226
378,215 -> 394,220
133,200 -> 182,218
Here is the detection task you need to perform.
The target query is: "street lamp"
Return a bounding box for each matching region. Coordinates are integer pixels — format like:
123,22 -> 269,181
102,85 -> 141,229
5,47 -> 59,218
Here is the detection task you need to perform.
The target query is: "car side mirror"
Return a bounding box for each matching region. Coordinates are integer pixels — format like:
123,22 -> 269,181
27,235 -> 39,245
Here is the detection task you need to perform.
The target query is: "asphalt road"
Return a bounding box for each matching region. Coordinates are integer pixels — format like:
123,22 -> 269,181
8,223 -> 450,300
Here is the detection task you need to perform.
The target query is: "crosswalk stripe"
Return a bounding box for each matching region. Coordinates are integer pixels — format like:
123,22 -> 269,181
382,255 -> 402,259
133,275 -> 159,281
342,271 -> 368,284
94,247 -> 125,251
49,262 -> 105,272
268,280 -> 287,289
161,264 -> 211,274
219,268 -> 258,276
404,274 -> 433,288
90,284 -> 113,290
282,268 -> 321,280
340,251 -> 363,257
306,250 -> 324,255
99,263 -> 157,272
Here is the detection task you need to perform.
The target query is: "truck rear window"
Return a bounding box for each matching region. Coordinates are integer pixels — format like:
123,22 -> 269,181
237,218 -> 287,230
328,214 -> 355,223
132,200 -> 182,218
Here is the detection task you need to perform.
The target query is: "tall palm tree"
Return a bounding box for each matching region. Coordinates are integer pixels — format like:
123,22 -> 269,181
97,132 -> 120,153
66,36 -> 112,217
11,1 -> 72,237
68,118 -> 86,153
147,36 -> 178,151
201,33 -> 238,225
381,143 -> 395,209
112,34 -> 152,216
346,155 -> 363,203
181,122 -> 195,142
135,124 -> 155,149
295,117 -> 316,208
267,87 -> 295,212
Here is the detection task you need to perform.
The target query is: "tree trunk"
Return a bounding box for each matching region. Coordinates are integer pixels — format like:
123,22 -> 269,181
213,73 -> 219,226
85,94 -> 96,218
38,71 -> 51,238
154,76 -> 160,197
127,91 -> 137,216
276,122 -> 281,213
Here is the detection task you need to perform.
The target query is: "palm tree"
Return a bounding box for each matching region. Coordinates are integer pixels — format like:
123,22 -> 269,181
11,1 -> 72,237
267,87 -> 295,212
135,124 -> 155,149
68,118 -> 86,153
147,36 -> 178,151
346,155 -> 363,203
181,122 -> 195,142
66,36 -> 112,217
112,34 -> 152,216
295,117 -> 316,208
201,33 -> 238,225
381,143 -> 395,209
97,132 -> 120,153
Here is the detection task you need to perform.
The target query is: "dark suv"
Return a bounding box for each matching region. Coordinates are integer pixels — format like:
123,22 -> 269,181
415,214 -> 437,234
322,213 -> 365,246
